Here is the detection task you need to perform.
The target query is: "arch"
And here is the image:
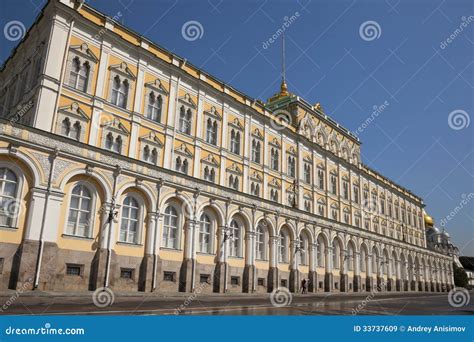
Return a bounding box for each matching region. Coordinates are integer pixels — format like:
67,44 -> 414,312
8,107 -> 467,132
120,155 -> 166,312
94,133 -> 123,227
116,181 -> 156,210
277,221 -> 296,241
360,242 -> 369,273
196,201 -> 225,227
298,225 -> 314,244
0,149 -> 42,187
58,167 -> 112,200
255,216 -> 276,237
159,191 -> 193,218
347,239 -> 357,271
228,208 -> 251,232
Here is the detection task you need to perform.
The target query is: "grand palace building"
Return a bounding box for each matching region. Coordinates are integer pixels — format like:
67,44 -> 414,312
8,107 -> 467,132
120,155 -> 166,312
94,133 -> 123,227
0,0 -> 454,294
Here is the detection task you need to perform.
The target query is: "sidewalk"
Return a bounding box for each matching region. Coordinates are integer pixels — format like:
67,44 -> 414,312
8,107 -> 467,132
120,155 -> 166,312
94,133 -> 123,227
0,289 -> 453,299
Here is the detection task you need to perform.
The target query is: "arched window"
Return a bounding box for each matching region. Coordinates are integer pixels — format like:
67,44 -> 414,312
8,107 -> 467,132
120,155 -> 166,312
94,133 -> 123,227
72,121 -> 81,141
317,236 -> 325,267
304,164 -> 311,183
360,247 -> 367,272
61,118 -> 71,137
347,244 -> 354,271
332,240 -> 340,269
147,92 -> 162,122
120,195 -> 140,244
206,118 -> 217,145
299,234 -> 309,265
178,106 -> 192,134
270,189 -> 278,202
163,205 -> 179,249
114,135 -> 122,153
318,169 -> 324,189
66,184 -> 93,237
111,76 -> 128,109
330,174 -> 337,194
229,219 -> 241,257
69,57 -> 89,92
198,213 -> 212,253
270,148 -> 279,171
372,250 -> 378,275
287,156 -> 295,177
255,223 -> 266,260
105,133 -> 122,153
0,168 -> 18,227
278,229 -> 288,263
230,130 -> 240,154
251,140 -> 261,163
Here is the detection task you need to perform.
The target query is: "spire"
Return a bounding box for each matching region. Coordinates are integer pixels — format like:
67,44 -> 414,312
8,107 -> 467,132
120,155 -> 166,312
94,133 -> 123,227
280,31 -> 289,97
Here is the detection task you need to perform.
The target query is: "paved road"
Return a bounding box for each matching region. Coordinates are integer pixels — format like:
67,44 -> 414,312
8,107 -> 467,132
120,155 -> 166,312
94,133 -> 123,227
0,291 -> 472,316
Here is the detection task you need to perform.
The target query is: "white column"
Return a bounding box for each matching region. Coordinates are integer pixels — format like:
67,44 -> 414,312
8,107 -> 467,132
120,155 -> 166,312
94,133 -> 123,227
163,76 -> 178,169
128,115 -> 141,158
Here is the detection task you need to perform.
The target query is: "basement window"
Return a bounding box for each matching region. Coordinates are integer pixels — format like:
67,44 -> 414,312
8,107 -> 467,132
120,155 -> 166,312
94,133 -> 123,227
66,264 -> 83,276
230,276 -> 240,285
200,274 -> 210,284
163,271 -> 176,282
120,268 -> 134,280
257,278 -> 265,286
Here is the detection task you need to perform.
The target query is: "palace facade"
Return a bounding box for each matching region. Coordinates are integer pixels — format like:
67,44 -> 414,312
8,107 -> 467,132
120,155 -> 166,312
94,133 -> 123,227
0,0 -> 454,294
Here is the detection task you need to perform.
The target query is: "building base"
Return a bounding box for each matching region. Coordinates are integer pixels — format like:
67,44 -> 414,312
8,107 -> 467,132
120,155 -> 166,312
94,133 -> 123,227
242,264 -> 255,293
289,268 -> 299,293
353,275 -> 361,292
308,271 -> 317,293
340,273 -> 349,292
366,277 -> 374,292
324,273 -> 333,292
267,267 -> 278,292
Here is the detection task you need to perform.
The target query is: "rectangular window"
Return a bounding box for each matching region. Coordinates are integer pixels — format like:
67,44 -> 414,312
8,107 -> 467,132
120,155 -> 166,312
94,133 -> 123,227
66,264 -> 82,276
200,274 -> 211,284
318,281 -> 323,289
230,276 -> 240,285
280,279 -> 288,288
334,282 -> 339,289
163,271 -> 176,282
120,268 -> 134,280
257,278 -> 265,286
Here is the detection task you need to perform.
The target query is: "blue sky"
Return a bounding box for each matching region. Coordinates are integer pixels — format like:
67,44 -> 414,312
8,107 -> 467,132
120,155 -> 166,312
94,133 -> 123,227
1,0 -> 473,255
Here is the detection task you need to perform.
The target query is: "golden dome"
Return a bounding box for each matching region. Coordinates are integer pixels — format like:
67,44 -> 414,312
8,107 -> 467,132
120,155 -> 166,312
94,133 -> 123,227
424,214 -> 434,227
